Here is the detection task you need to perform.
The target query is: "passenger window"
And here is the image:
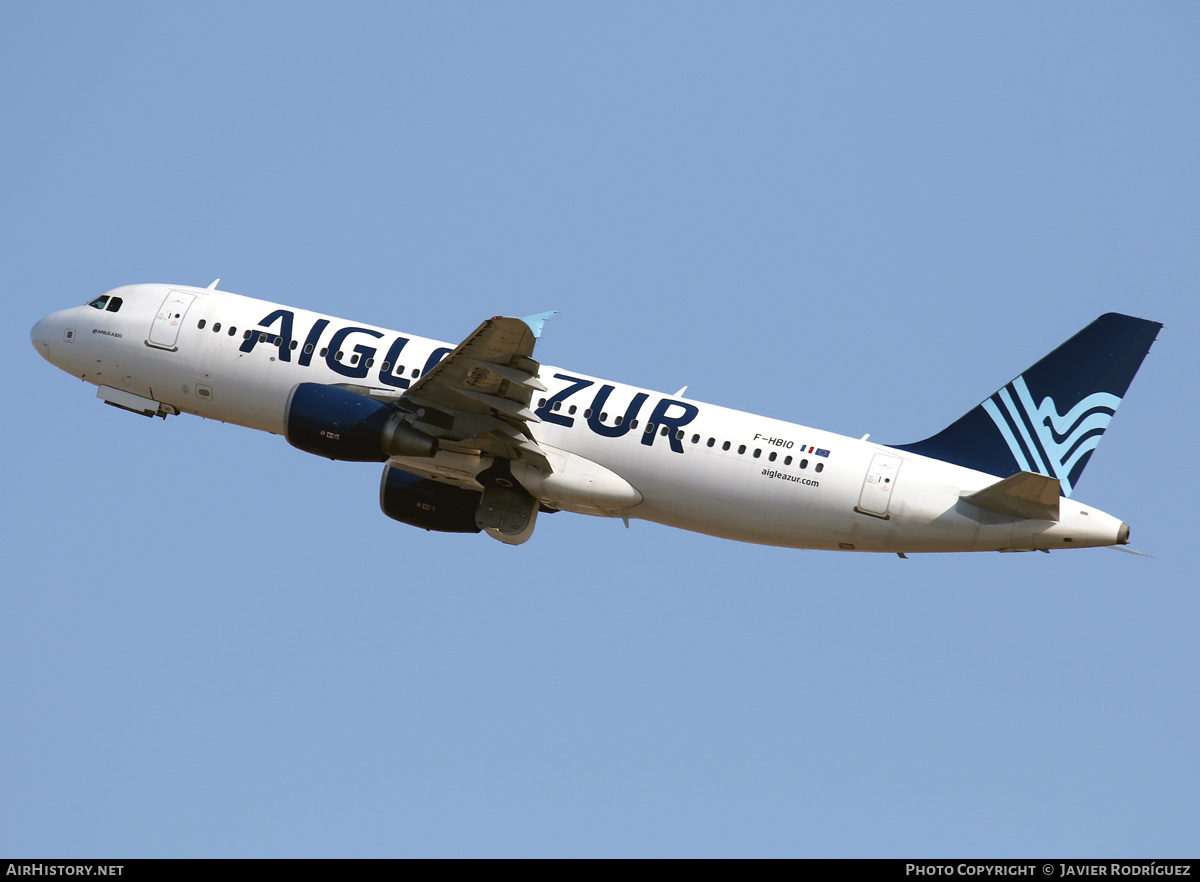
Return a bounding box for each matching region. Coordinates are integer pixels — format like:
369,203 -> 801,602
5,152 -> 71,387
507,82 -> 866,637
259,332 -> 268,342
106,297 -> 123,312
600,412 -> 608,422
213,323 -> 221,332
584,409 -> 592,418
290,340 -> 298,350
722,441 -> 731,451
380,359 -> 388,369
553,401 -> 561,411
784,456 -> 792,466
800,459 -> 808,469
707,438 -> 715,447
538,398 -> 546,407
737,444 -> 746,454
675,430 -> 683,440
351,354 -> 359,364
244,330 -> 252,339
645,423 -> 655,433
320,347 -> 328,356
198,319 -> 207,329
366,358 -> 374,367
87,295 -> 109,310
769,452 -> 777,462
753,448 -> 761,458
228,327 -> 237,336
815,462 -> 824,473
569,405 -> 577,415
336,351 -> 344,361
411,368 -> 420,378
630,420 -> 638,429
691,434 -> 700,444
614,415 -> 623,425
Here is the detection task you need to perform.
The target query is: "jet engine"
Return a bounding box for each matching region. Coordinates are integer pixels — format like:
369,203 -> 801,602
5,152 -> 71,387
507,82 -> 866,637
285,383 -> 438,462
379,465 -> 482,533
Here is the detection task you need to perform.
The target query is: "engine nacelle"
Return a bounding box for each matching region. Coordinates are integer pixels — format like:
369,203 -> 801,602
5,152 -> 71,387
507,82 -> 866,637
285,383 -> 438,462
379,465 -> 482,533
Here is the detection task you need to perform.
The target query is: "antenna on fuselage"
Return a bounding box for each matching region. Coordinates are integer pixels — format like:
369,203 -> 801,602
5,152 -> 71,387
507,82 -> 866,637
207,279 -> 221,290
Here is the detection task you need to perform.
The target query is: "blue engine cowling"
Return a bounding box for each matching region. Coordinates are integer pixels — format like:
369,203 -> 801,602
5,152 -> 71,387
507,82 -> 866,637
379,464 -> 482,533
285,383 -> 438,462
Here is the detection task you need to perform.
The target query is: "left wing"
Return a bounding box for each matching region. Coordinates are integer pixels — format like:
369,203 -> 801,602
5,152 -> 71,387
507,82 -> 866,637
387,314 -> 554,474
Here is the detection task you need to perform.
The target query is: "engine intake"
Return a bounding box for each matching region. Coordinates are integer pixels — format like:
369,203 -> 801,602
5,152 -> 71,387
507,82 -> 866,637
379,465 -> 482,533
285,383 -> 438,462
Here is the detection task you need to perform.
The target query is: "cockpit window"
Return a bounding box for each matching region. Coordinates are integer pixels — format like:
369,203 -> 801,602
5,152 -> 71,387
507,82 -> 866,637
88,295 -> 110,310
105,297 -> 123,313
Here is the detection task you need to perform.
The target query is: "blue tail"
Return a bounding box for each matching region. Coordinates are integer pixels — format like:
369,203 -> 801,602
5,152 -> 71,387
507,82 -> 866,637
893,313 -> 1162,496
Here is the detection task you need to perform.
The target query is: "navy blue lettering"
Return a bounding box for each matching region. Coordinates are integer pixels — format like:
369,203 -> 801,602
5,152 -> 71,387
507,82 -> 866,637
298,318 -> 330,367
422,347 -> 453,378
587,385 -> 648,437
641,399 -> 700,452
326,326 -> 384,378
536,374 -> 594,427
240,309 -> 295,360
378,336 -> 412,389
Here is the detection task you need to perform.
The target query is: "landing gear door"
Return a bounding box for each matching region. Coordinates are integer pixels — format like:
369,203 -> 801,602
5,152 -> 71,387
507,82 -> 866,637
147,290 -> 196,351
856,453 -> 903,519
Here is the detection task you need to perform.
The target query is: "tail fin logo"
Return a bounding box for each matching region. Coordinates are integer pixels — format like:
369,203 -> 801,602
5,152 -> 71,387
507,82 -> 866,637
981,376 -> 1120,497
892,314 -> 1160,492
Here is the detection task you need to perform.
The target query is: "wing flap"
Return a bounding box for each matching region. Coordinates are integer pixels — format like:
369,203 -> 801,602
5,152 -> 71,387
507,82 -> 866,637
467,357 -> 548,391
449,387 -> 541,423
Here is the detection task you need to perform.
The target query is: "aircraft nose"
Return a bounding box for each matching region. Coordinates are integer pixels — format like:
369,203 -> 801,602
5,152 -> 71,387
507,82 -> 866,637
31,315 -> 52,361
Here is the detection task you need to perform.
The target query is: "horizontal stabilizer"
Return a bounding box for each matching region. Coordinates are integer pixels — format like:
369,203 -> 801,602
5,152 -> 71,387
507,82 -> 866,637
964,471 -> 1061,521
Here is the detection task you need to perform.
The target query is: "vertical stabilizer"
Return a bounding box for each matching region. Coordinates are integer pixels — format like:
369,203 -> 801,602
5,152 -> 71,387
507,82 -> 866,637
893,313 -> 1161,496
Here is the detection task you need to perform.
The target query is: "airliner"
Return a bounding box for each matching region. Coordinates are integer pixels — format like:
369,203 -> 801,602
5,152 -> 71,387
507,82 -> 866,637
30,282 -> 1161,553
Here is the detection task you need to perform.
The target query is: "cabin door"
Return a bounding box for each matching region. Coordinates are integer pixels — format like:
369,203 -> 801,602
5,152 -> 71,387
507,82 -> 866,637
856,453 -> 903,518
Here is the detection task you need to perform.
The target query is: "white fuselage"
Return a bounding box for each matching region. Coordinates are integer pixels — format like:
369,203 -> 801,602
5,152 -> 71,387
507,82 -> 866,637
31,284 -> 1128,553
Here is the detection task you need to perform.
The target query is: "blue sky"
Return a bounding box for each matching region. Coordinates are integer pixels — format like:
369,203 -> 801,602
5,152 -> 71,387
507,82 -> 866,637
3,2 -> 1197,857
